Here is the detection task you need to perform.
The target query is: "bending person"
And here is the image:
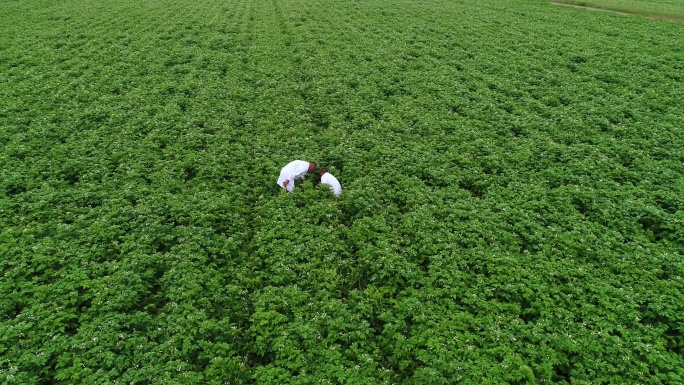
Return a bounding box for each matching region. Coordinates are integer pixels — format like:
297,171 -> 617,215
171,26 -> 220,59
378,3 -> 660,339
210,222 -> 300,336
277,160 -> 316,193
319,168 -> 342,196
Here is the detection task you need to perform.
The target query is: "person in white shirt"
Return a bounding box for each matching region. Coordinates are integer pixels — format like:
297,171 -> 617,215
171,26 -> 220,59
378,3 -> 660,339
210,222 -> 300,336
277,160 -> 316,192
319,168 -> 342,196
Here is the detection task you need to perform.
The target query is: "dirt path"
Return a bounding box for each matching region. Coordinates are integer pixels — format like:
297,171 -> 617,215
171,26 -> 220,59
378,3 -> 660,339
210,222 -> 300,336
551,2 -> 628,15
551,2 -> 684,22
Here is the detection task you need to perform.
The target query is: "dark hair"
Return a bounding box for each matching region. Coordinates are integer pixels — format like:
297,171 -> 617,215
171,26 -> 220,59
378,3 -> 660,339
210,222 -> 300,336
320,167 -> 327,175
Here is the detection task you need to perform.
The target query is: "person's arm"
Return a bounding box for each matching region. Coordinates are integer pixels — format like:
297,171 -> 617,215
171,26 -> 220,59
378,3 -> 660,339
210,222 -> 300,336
284,179 -> 295,192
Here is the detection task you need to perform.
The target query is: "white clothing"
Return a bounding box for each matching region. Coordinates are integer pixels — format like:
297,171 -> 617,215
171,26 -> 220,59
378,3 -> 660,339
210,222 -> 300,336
320,172 -> 342,196
277,160 -> 311,192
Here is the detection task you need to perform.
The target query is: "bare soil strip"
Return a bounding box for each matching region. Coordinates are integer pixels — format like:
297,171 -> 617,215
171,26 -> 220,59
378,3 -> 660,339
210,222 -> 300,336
551,2 -> 684,22
551,2 -> 628,15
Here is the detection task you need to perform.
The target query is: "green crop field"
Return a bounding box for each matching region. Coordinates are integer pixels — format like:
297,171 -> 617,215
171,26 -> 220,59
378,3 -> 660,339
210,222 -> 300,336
1,0 -> 683,383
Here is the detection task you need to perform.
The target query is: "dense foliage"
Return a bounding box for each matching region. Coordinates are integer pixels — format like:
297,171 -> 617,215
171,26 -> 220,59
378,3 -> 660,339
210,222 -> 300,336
1,0 -> 683,383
